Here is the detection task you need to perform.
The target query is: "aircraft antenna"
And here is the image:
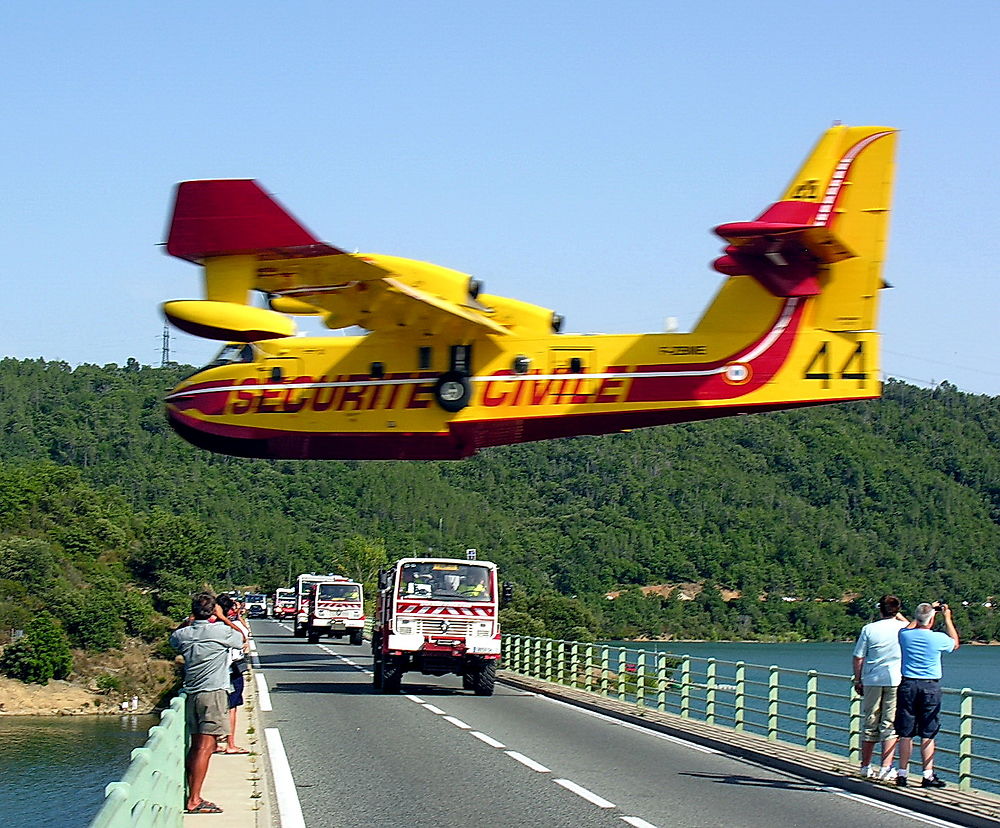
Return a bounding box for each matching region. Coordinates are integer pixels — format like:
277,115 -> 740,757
160,324 -> 171,367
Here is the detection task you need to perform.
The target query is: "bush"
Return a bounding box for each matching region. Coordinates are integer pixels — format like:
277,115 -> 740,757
0,613 -> 73,684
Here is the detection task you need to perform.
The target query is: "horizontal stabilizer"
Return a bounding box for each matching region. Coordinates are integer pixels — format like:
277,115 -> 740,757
163,299 -> 296,341
166,180 -> 343,263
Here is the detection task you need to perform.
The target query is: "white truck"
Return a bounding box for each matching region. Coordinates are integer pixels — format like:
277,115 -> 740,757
305,576 -> 365,645
371,557 -> 509,695
294,573 -> 343,637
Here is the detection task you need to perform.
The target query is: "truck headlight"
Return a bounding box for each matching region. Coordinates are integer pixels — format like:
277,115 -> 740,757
396,619 -> 417,635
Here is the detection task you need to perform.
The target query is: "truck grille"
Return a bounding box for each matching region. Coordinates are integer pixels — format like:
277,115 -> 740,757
415,618 -> 474,637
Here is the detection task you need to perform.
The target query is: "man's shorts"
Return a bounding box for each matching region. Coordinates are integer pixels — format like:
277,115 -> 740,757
862,685 -> 898,742
185,689 -> 230,737
894,678 -> 942,739
228,672 -> 245,709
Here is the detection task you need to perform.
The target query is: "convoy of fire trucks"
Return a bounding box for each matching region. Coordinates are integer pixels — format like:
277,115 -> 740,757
266,552 -> 509,694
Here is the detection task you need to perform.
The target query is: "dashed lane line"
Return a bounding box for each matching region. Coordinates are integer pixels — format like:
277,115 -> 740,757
255,673 -> 272,712
471,731 -> 507,749
553,778 -> 616,809
304,644 -> 662,827
505,750 -> 552,773
264,728 -> 305,828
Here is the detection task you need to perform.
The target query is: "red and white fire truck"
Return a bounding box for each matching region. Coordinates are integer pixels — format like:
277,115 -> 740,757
372,557 -> 507,695
293,573 -> 342,637
305,576 -> 365,644
272,587 -> 297,620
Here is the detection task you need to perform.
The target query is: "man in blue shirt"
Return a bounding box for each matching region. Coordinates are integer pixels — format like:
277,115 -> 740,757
894,602 -> 960,788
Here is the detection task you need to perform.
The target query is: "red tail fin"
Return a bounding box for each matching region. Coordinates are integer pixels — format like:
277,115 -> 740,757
166,179 -> 328,262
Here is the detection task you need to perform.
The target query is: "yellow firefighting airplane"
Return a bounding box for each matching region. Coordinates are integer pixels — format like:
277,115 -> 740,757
162,124 -> 896,460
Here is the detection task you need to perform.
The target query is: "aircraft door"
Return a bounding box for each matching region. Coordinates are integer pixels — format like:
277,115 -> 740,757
548,348 -> 595,403
259,357 -> 304,384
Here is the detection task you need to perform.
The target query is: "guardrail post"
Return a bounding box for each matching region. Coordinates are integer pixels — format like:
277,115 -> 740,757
570,640 -> 579,689
767,665 -> 780,741
545,638 -> 554,682
734,661 -> 746,732
680,656 -> 691,718
656,652 -> 668,712
533,637 -> 542,679
617,647 -> 627,701
586,643 -> 595,693
848,681 -> 862,764
600,645 -> 610,697
959,689 -> 973,791
636,649 -> 647,708
705,658 -> 717,725
557,639 -> 567,685
805,670 -> 818,751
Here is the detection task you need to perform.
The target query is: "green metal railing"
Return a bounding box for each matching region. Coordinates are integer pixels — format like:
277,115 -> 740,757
503,635 -> 1000,794
88,694 -> 186,828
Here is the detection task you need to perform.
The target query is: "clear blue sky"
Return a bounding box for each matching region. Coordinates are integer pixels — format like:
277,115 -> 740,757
2,1 -> 997,395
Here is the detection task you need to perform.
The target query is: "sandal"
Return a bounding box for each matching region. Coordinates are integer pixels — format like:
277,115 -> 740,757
185,800 -> 223,814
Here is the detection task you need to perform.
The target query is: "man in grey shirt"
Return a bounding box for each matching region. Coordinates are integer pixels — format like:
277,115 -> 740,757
170,592 -> 246,814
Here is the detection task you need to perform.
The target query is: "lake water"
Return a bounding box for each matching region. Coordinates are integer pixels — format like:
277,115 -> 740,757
0,713 -> 158,828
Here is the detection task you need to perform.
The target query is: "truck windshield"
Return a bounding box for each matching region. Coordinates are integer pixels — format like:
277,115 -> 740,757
397,562 -> 492,603
319,583 -> 360,601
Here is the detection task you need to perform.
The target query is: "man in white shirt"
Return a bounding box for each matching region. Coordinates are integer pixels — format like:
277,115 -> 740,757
852,594 -> 908,781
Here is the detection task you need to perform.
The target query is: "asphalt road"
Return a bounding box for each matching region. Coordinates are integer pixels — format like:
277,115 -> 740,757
250,620 -> 958,828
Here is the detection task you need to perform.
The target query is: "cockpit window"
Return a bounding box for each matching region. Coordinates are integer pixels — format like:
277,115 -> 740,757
210,343 -> 255,367
181,343 -> 256,381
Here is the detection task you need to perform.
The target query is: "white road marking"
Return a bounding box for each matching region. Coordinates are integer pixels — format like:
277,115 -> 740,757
264,728 -> 306,828
422,704 -> 447,715
553,778 -> 616,809
824,788 -> 966,827
255,673 -> 272,712
471,731 -> 507,749
405,695 -> 425,703
505,751 -> 551,773
620,817 -> 659,828
250,653 -> 262,669
442,715 -> 472,729
248,640 -> 258,653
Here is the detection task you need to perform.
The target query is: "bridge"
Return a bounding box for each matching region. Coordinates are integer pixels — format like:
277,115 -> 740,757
93,621 -> 1000,827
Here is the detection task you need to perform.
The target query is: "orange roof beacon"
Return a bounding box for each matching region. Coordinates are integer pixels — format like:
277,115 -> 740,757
162,124 -> 897,460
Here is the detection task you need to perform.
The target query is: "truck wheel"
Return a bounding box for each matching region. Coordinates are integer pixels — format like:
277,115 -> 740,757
350,630 -> 363,646
380,660 -> 402,694
307,630 -> 320,644
372,660 -> 382,688
462,673 -> 474,690
471,661 -> 496,696
294,623 -> 305,638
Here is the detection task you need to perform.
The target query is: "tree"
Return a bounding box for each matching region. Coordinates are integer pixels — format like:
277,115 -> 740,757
330,535 -> 388,592
0,613 -> 73,684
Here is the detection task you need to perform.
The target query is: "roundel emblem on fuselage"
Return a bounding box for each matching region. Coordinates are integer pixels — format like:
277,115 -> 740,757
722,362 -> 752,385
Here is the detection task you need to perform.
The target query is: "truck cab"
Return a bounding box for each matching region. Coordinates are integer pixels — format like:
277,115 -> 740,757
306,577 -> 365,644
273,587 -> 297,620
244,593 -> 267,619
371,557 -> 504,695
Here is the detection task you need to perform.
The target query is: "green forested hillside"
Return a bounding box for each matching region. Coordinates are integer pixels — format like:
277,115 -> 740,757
0,356 -> 997,669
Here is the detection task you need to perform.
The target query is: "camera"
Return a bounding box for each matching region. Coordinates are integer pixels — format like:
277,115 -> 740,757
932,601 -> 947,610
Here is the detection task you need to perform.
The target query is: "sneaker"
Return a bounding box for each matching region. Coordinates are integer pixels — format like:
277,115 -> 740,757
895,775 -> 908,787
860,766 -> 876,779
921,774 -> 946,788
876,766 -> 897,782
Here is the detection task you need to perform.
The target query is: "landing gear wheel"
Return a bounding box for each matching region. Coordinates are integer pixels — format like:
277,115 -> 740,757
433,372 -> 471,413
350,630 -> 363,646
471,661 -> 496,696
